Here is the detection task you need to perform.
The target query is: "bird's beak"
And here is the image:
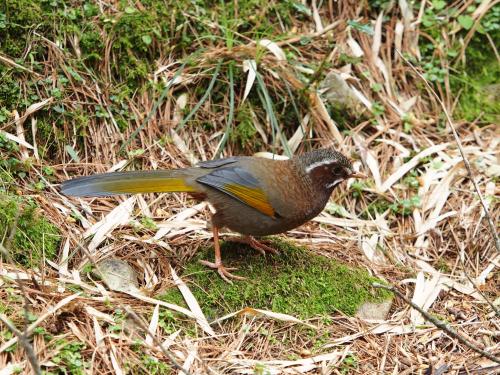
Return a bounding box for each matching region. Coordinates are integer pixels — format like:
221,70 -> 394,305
349,172 -> 367,179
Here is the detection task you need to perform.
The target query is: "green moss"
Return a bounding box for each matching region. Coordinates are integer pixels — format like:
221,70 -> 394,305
453,58 -> 499,123
452,12 -> 499,124
0,194 -> 60,266
159,239 -> 391,319
0,0 -> 47,57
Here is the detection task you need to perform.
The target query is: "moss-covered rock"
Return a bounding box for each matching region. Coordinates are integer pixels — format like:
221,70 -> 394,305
0,194 -> 60,266
159,239 -> 391,319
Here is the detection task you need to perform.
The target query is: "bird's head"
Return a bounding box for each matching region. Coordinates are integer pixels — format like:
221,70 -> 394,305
297,147 -> 366,190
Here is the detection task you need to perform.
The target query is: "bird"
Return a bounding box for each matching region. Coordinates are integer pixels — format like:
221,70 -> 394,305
61,147 -> 365,282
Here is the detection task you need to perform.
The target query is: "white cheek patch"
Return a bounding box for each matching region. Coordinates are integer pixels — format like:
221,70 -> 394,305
305,158 -> 337,173
326,179 -> 343,189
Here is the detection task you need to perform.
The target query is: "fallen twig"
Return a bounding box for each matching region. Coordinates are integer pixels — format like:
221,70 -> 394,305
373,283 -> 500,364
0,314 -> 41,375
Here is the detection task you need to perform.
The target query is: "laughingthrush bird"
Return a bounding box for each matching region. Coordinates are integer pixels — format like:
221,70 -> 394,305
61,147 -> 364,281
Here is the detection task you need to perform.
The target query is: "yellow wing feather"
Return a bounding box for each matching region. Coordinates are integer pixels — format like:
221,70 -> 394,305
224,183 -> 275,217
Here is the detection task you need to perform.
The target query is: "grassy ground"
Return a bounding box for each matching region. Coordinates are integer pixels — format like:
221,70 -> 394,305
160,239 -> 392,319
0,0 -> 499,374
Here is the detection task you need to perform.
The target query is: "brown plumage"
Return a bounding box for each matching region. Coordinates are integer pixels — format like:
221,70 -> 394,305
61,147 -> 364,281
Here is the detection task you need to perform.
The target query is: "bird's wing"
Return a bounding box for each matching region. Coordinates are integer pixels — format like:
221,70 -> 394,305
196,166 -> 276,218
197,157 -> 240,168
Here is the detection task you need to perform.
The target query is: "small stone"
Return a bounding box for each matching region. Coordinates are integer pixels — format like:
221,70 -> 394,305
94,257 -> 140,294
356,298 -> 393,321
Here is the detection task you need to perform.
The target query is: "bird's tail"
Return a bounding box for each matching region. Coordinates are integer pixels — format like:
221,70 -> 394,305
61,169 -> 199,197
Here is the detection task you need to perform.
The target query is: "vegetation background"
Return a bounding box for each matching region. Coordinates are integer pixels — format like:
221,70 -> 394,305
0,0 -> 498,373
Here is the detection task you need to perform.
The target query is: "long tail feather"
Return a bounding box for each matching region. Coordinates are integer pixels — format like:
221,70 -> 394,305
61,170 -> 197,197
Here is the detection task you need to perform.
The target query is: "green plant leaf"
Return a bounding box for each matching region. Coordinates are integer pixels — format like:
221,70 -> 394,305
141,35 -> 152,45
432,0 -> 446,10
292,2 -> 312,16
65,145 -> 81,163
458,15 -> 474,30
347,20 -> 374,35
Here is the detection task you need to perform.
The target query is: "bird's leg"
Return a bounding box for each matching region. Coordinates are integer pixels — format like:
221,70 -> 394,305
227,236 -> 279,255
199,225 -> 245,283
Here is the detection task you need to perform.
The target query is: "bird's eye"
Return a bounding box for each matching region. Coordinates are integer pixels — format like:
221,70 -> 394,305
332,166 -> 343,175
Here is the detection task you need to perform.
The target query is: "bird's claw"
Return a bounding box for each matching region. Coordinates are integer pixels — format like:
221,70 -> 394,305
228,236 -> 279,255
199,259 -> 245,283
250,239 -> 279,255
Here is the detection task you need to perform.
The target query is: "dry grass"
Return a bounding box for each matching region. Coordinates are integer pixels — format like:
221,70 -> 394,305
0,1 -> 499,374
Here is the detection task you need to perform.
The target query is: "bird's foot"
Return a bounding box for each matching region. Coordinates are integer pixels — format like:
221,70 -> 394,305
228,236 -> 279,255
199,259 -> 245,283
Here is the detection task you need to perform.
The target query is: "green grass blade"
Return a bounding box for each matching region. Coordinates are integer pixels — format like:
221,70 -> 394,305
255,71 -> 292,157
120,61 -> 187,154
215,62 -> 235,158
176,61 -> 222,130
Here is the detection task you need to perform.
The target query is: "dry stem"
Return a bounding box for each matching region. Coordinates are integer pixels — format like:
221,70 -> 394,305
373,283 -> 500,364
